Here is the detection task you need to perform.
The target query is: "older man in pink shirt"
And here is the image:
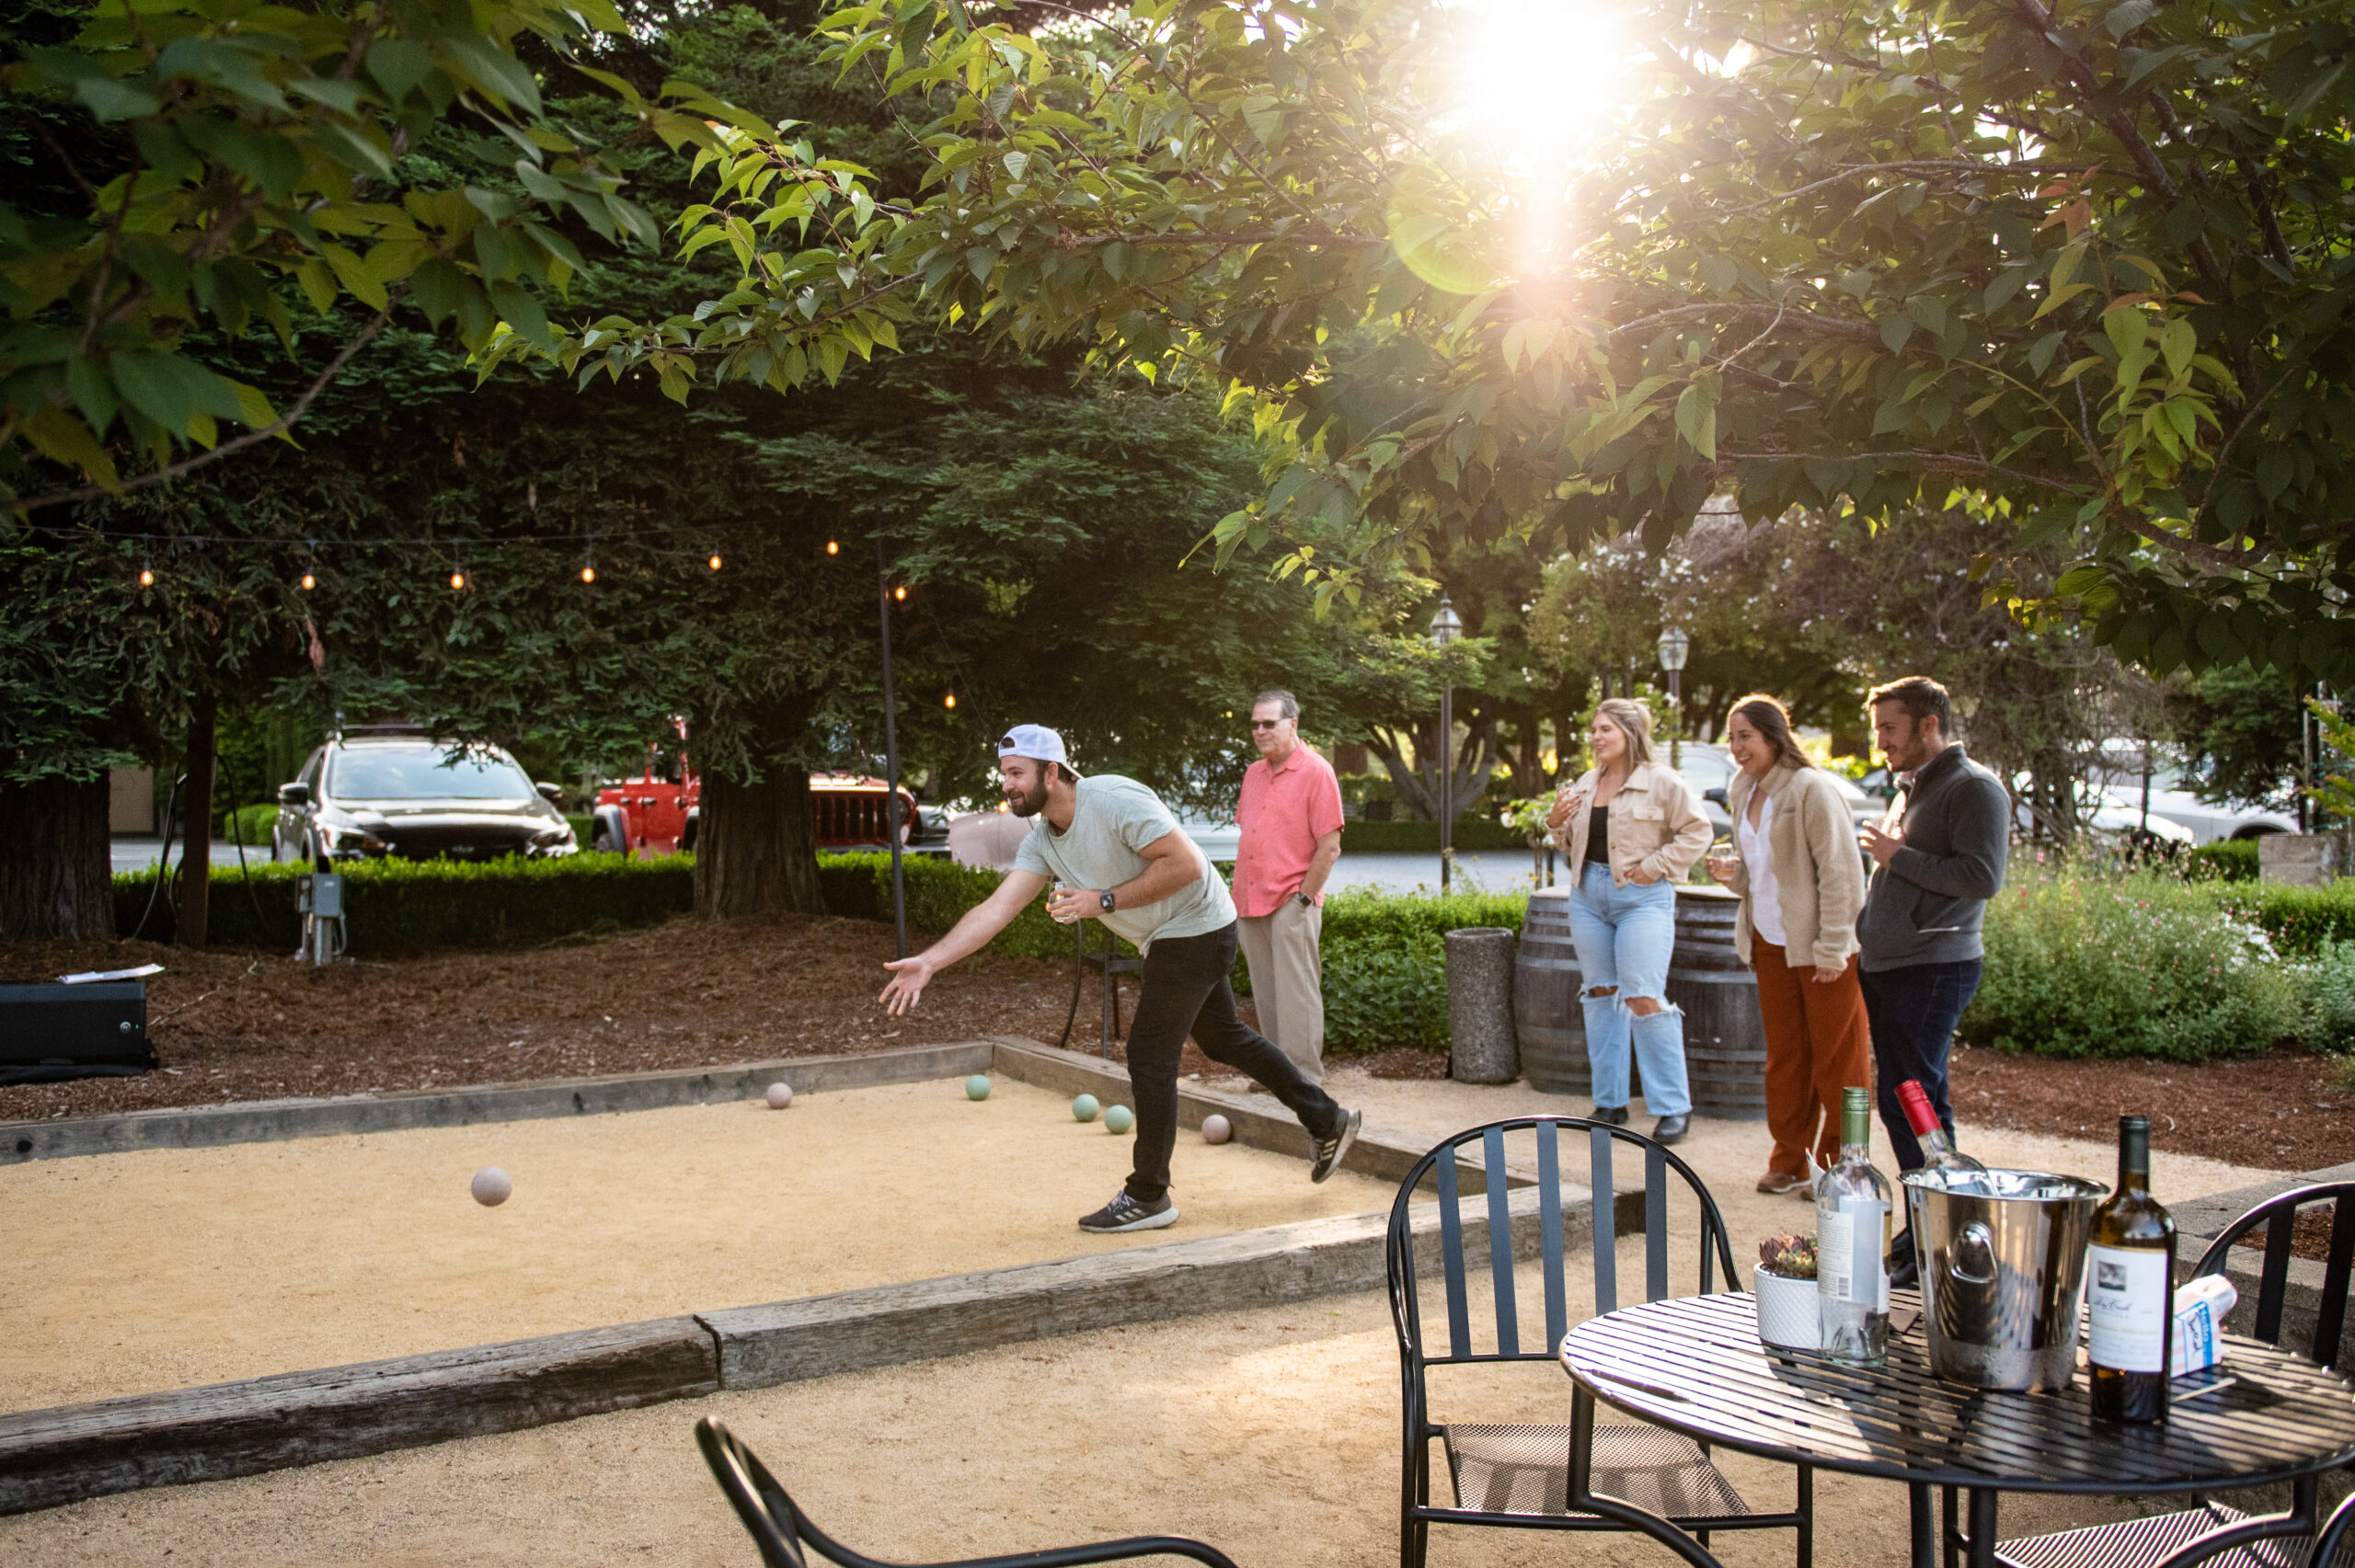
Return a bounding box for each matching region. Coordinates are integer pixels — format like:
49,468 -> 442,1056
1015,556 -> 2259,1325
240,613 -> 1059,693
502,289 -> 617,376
1233,690 -> 1347,1084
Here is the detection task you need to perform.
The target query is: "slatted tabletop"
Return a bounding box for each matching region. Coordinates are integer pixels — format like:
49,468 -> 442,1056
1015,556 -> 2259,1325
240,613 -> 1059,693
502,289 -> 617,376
1560,1292 -> 2355,1494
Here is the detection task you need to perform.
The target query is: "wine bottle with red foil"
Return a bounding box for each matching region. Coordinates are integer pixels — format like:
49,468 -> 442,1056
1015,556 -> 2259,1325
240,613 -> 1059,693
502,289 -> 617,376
1895,1080 -> 1991,1193
2087,1116 -> 2177,1423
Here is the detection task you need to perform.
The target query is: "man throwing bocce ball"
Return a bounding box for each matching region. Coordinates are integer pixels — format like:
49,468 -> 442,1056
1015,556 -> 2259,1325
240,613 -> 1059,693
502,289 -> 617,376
879,725 -> 1362,1233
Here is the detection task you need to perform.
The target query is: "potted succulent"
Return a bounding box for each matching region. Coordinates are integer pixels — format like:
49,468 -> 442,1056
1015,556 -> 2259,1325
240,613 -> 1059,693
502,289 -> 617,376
1754,1234 -> 1821,1351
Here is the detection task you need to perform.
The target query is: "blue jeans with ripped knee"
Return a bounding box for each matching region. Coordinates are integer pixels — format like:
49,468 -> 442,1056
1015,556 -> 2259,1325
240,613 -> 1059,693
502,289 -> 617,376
1567,860 -> 1692,1117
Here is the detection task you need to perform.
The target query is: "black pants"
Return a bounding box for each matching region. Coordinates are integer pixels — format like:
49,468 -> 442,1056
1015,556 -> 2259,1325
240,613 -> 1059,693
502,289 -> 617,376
1859,957 -> 1983,1173
1123,921 -> 1341,1204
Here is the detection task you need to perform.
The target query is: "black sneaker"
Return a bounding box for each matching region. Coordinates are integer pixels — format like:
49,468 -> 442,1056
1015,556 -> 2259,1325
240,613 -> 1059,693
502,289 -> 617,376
1078,1190 -> 1178,1233
1591,1104 -> 1630,1127
1310,1107 -> 1362,1183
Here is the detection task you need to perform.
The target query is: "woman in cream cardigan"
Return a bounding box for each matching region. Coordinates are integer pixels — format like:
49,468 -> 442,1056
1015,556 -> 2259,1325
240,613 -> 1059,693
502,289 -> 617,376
1703,693 -> 1870,1194
1545,699 -> 1712,1145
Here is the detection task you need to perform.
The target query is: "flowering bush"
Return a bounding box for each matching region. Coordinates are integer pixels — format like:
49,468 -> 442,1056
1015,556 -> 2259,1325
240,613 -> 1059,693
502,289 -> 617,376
1964,867 -> 2303,1061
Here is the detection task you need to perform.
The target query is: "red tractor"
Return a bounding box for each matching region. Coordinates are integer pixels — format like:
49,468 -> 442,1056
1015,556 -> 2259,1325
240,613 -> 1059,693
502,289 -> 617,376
589,740 -> 917,857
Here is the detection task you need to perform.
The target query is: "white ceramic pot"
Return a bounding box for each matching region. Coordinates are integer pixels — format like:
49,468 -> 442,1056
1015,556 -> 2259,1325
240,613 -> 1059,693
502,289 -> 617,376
1753,1264 -> 1821,1351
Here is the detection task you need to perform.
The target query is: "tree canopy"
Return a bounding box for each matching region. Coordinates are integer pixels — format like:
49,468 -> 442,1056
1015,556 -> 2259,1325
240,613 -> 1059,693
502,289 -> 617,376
501,0 -> 2355,692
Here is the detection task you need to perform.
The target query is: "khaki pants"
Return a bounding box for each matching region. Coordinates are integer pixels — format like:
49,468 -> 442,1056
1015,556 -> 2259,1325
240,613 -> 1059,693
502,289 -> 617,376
1235,898 -> 1326,1086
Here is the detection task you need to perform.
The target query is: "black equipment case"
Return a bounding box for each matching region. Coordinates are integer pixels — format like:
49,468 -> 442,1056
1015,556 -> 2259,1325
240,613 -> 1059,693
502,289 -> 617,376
0,982 -> 155,1085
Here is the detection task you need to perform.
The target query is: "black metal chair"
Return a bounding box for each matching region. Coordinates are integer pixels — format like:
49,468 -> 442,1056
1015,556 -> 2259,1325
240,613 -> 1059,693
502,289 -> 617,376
694,1417 -> 1239,1568
1994,1181 -> 2355,1568
1385,1116 -> 1812,1568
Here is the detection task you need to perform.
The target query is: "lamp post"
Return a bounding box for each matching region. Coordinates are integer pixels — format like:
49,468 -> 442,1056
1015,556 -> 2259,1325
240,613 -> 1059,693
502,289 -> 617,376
1430,594 -> 1463,891
1657,625 -> 1690,768
877,540 -> 907,958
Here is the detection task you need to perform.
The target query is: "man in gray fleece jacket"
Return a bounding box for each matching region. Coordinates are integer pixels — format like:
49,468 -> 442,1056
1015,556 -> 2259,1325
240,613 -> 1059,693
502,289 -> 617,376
1857,676 -> 2010,1185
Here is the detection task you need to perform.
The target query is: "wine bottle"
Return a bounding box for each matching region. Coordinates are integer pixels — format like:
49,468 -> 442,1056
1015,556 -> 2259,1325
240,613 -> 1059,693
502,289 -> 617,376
1895,1080 -> 1991,1193
2087,1115 -> 2177,1423
1817,1087 -> 1892,1367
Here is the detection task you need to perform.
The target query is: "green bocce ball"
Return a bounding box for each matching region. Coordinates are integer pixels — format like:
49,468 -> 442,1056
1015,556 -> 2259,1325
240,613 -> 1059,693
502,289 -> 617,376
965,1074 -> 992,1102
1072,1093 -> 1100,1122
1104,1104 -> 1134,1135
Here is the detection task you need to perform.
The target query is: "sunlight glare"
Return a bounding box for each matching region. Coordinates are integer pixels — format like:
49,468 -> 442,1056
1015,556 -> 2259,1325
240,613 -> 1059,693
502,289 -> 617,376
1453,0 -> 1629,161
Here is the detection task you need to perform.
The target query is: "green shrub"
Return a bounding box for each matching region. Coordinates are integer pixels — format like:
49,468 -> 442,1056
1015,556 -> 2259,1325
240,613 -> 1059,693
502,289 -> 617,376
114,853 -> 694,951
2179,839 -> 2260,882
1963,869 -> 2303,1060
817,853 -> 1078,961
2292,940 -> 2355,1053
1338,817 -> 1529,853
218,804 -> 279,846
1316,887 -> 1530,1052
2218,879 -> 2355,956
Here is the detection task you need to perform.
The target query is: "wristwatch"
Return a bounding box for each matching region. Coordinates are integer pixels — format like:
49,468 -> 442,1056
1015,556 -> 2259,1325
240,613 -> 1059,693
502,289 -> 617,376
1295,892 -> 1314,909
1099,889 -> 1118,914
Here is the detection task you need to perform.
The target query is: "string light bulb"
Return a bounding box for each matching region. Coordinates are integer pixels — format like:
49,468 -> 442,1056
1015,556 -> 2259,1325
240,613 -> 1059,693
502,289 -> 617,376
945,693 -> 957,709
893,584 -> 907,601
450,569 -> 466,590
137,561 -> 154,587
300,572 -> 316,591
707,553 -> 723,571
580,557 -> 596,584
826,540 -> 839,555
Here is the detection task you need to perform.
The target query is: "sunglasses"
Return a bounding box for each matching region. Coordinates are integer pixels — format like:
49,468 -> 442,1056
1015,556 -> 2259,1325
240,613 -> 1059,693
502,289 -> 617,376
1249,719 -> 1286,730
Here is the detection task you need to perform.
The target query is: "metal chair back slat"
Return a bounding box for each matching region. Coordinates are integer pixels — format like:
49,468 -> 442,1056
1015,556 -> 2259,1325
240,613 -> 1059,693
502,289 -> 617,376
2319,1200 -> 2353,1371
1436,1147 -> 1470,1359
1591,1124 -> 1618,1317
2257,1210 -> 2295,1345
1537,1121 -> 1568,1350
1483,1126 -> 1519,1355
1646,1142 -> 1670,1303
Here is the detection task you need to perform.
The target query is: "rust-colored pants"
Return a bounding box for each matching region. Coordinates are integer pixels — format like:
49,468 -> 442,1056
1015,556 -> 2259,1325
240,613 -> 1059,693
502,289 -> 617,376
1752,941 -> 1873,1179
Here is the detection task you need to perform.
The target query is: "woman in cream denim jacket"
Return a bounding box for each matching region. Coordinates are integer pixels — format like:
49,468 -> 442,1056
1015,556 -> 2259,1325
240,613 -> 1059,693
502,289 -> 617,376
1544,699 -> 1712,1143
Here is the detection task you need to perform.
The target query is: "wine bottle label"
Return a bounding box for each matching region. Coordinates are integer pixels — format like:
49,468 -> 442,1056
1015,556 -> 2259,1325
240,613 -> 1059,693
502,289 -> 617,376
1818,1200 -> 1888,1309
2086,1244 -> 2170,1373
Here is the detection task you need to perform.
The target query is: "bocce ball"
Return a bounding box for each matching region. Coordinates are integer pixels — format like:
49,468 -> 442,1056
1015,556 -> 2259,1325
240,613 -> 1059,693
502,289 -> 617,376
965,1074 -> 993,1101
1104,1104 -> 1134,1135
765,1082 -> 793,1109
1201,1114 -> 1233,1145
471,1166 -> 513,1207
1072,1093 -> 1100,1122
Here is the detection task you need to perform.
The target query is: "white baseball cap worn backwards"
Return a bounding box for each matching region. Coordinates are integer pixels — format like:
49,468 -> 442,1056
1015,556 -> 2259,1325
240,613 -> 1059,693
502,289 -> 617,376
997,724 -> 1070,766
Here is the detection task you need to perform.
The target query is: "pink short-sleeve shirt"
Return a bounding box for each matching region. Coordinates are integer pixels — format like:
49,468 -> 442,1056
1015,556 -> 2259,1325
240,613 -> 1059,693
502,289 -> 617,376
1233,746 -> 1346,917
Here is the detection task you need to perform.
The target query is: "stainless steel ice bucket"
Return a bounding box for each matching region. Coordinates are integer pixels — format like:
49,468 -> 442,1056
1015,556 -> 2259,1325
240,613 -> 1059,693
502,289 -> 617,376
1901,1168 -> 2109,1391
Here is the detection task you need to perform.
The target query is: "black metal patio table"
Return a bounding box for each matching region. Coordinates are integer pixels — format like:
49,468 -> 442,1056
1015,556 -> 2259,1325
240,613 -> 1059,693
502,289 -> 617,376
1557,1291 -> 2355,1568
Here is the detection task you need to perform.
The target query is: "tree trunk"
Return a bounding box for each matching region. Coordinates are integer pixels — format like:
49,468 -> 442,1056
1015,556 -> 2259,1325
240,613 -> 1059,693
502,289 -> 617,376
0,773 -> 114,941
694,764 -> 825,918
173,692 -> 217,948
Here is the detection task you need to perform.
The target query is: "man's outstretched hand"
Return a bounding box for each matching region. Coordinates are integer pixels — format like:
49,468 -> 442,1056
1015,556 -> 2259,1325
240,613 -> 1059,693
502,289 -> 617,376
879,956 -> 936,1016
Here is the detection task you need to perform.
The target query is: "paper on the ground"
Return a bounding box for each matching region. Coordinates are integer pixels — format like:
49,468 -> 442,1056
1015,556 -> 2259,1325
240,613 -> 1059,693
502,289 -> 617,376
57,964 -> 166,984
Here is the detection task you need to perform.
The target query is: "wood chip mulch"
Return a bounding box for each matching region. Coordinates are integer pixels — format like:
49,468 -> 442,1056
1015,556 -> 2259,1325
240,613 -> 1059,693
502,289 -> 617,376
0,916 -> 1100,1121
1949,1042 -> 2351,1177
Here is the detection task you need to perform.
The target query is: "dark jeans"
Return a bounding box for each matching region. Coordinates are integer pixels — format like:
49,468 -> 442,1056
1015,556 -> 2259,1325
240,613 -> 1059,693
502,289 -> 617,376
1859,957 -> 1983,1174
1123,921 -> 1340,1204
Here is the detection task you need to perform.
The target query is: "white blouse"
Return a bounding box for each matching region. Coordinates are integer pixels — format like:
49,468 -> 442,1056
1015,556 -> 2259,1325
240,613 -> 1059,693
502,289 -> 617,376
1738,791 -> 1787,946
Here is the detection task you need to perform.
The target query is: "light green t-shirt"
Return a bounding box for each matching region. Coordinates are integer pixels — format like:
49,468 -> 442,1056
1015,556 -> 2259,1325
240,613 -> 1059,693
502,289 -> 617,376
1012,774 -> 1235,953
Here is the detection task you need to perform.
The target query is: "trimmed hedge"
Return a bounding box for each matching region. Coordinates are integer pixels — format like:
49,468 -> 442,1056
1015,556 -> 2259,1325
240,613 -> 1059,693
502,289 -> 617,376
1340,817 -> 1529,853
2181,839 -> 2260,882
114,853 -> 695,951
2219,878 -> 2355,956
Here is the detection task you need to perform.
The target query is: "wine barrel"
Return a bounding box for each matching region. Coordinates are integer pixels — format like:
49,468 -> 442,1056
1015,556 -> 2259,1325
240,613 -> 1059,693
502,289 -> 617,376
1668,885 -> 1769,1121
1512,889 -> 1589,1093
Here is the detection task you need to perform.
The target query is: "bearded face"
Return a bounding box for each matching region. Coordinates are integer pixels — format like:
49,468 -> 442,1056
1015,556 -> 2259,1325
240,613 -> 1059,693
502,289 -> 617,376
1001,759 -> 1051,817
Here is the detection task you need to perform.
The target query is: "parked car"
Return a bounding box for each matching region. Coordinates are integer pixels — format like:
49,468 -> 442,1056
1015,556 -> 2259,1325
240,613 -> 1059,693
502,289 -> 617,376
1672,743 -> 1881,838
273,729 -> 576,864
587,750 -> 920,857
2095,754 -> 2297,843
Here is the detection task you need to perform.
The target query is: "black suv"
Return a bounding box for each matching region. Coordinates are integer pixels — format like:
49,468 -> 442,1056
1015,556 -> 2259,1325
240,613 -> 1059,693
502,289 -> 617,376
272,732 -> 577,864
